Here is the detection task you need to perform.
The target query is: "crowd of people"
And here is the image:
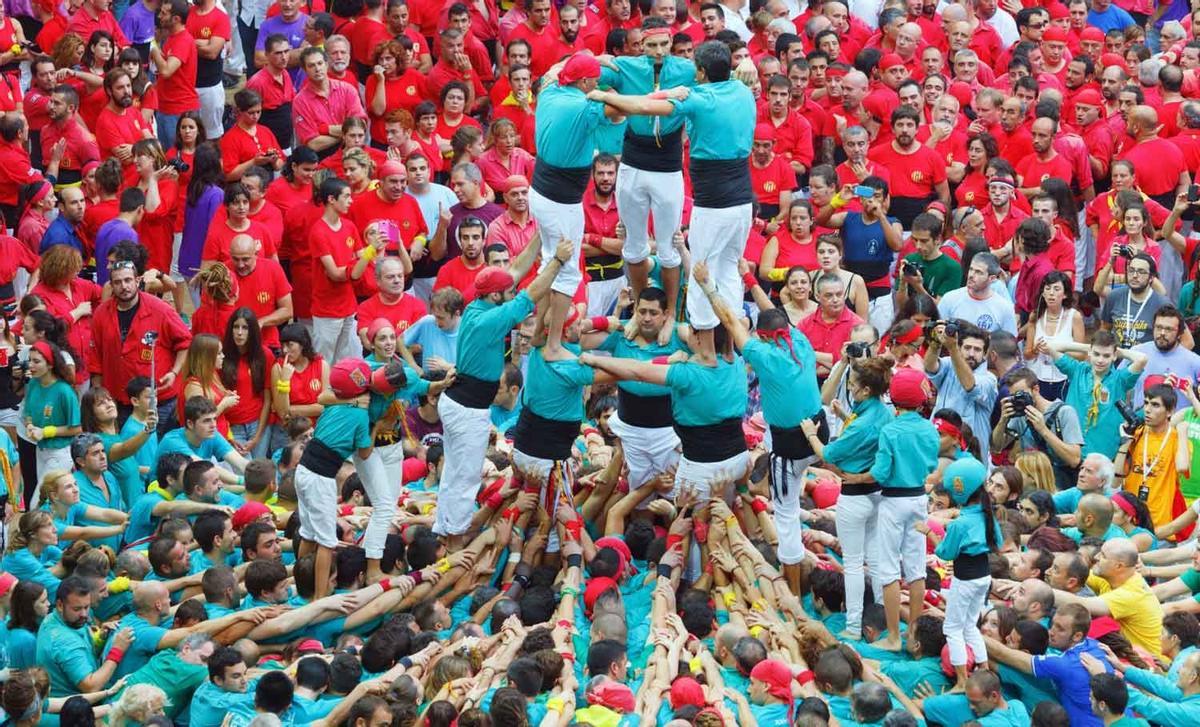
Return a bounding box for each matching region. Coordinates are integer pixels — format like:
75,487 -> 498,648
7,0 -> 1200,724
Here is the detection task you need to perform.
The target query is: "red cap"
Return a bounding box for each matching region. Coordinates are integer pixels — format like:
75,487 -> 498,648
1101,53 -> 1127,70
1088,616 -> 1122,639
595,536 -> 637,577
811,478 -> 841,509
502,174 -> 530,192
583,576 -> 619,615
669,677 -> 707,710
880,52 -> 905,70
1046,2 -> 1069,19
473,266 -> 515,296
402,457 -> 429,484
948,81 -> 973,110
296,639 -> 325,654
366,317 -> 394,343
750,659 -> 794,702
753,122 -> 776,141
587,681 -> 636,713
232,501 -> 272,531
889,367 -> 933,409
1081,27 -> 1105,43
378,160 -> 406,179
560,53 -> 601,84
0,572 -> 16,598
329,357 -> 372,399
1074,88 -> 1104,107
1043,26 -> 1069,44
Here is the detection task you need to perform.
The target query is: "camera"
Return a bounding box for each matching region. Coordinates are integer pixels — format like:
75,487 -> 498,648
846,341 -> 871,359
901,260 -> 919,277
1117,245 -> 1134,259
1116,400 -> 1143,429
166,157 -> 190,174
943,321 -> 960,338
1007,391 -> 1034,416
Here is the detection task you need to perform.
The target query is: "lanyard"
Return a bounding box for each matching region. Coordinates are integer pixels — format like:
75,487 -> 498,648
1123,291 -> 1151,347
1141,428 -> 1174,479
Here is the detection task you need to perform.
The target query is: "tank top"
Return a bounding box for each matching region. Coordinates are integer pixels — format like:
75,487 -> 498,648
840,212 -> 893,289
1028,308 -> 1077,383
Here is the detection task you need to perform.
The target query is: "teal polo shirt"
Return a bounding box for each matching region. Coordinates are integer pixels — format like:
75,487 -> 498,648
127,489 -> 169,545
935,503 -> 1002,561
822,397 -> 892,474
522,345 -> 595,422
22,377 -> 79,449
158,427 -> 234,462
599,55 -> 695,137
924,691 -> 1031,726
882,655 -> 952,694
190,680 -> 259,727
103,611 -> 169,680
119,413 -> 158,485
2,545 -> 62,594
742,333 -> 821,428
666,356 -> 747,426
666,79 -> 754,161
99,429 -> 149,508
533,83 -> 605,169
1063,523 -> 1128,543
596,328 -> 687,398
74,469 -> 123,551
1056,354 -> 1141,458
869,411 -> 940,489
311,403 -> 370,460
36,609 -> 98,696
456,291 -> 535,383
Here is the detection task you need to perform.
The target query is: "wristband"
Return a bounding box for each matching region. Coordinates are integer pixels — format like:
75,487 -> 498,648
485,491 -> 505,510
724,515 -> 738,529
830,192 -> 847,209
546,697 -> 565,713
657,562 -> 674,578
589,316 -> 611,332
751,497 -> 769,514
796,669 -> 815,686
736,483 -> 749,494
751,598 -> 767,612
420,502 -> 435,515
501,506 -> 520,522
436,558 -> 452,573
108,576 -> 131,594
339,504 -> 354,517
665,533 -> 683,551
512,573 -> 530,589
361,244 -> 378,261
379,577 -> 394,591
561,585 -> 579,596
722,591 -> 737,607
749,625 -> 764,639
106,648 -> 125,664
688,656 -> 703,674
410,569 -> 424,585
692,521 -> 709,544
399,656 -> 414,669
556,619 -> 573,630
566,553 -> 583,569
43,425 -> 57,438
560,651 -> 575,662
742,271 -> 758,290
564,518 -> 583,541
511,526 -> 524,539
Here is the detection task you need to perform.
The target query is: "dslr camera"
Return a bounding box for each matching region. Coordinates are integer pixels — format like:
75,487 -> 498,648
1116,400 -> 1143,429
1007,390 -> 1034,417
901,260 -> 920,277
166,157 -> 190,174
942,320 -> 960,338
1116,245 -> 1135,259
846,341 -> 871,359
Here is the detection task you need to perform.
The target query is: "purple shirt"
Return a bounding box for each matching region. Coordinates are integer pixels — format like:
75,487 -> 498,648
94,217 -> 138,285
180,185 -> 224,278
255,14 -> 308,85
119,0 -> 156,44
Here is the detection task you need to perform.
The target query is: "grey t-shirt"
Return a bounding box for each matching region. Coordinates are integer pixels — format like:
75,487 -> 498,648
1101,287 -> 1169,348
1004,401 -> 1085,488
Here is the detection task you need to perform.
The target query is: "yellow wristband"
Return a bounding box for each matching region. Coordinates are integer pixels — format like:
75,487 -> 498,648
722,591 -> 737,607
361,245 -> 378,261
275,381 -> 291,394
751,599 -> 767,612
546,697 -> 564,713
765,267 -> 788,282
436,558 -> 452,573
108,576 -> 131,594
830,192 -> 848,209
688,656 -> 703,673
749,625 -> 764,639
43,425 -> 57,438
724,515 -> 737,529
420,502 -> 435,515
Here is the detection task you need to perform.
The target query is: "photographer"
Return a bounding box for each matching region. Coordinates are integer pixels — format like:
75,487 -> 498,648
991,368 -> 1084,489
925,320 -> 998,461
895,212 -> 962,306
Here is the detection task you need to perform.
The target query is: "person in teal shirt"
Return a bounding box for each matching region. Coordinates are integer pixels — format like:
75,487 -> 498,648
190,647 -> 259,727
922,668 -> 1031,726
880,615 -> 953,695
1047,335 -> 1147,459
1090,672 -> 1152,726
118,377 -> 160,487
842,367 -> 939,651
125,452 -> 220,546
82,385 -> 158,510
436,239 -> 573,545
36,575 -> 131,697
157,397 -> 248,481
69,433 -> 126,552
22,339 -> 81,506
2,509 -> 64,594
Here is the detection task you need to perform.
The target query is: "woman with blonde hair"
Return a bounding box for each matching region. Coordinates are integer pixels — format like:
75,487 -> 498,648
1015,451 -> 1057,494
40,468 -> 127,546
108,684 -> 168,727
448,125 -> 484,170
424,654 -> 472,702
30,244 -> 99,387
180,333 -> 238,439
343,147 -> 377,200
475,117 -> 535,195
131,137 -> 182,275
191,262 -> 238,338
0,510 -> 65,593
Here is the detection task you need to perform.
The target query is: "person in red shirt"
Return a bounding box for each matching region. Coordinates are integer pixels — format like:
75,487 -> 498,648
445,2 -> 494,83
355,255 -> 427,345
759,74 -> 813,177
266,148 -> 319,321
94,68 -> 153,166
508,0 -> 560,78
995,96 -> 1035,166
187,0 -> 230,140
310,176 -> 385,362
1016,117 -> 1076,198
749,123 -> 795,225
835,124 -> 891,189
1119,104 -> 1191,209
222,89 -> 286,181
1074,88 -> 1115,181
239,166 -> 284,252
1029,192 -> 1078,285
68,0 -> 129,49
41,85 -> 100,189
202,183 -> 277,269
385,0 -> 432,72
348,0 -> 390,75
229,233 -> 293,350
425,28 -> 485,113
867,106 -> 949,228
0,116 -> 45,229
149,0 -> 198,149
433,215 -> 485,292
24,57 -> 56,170
981,175 -> 1029,266
348,159 -> 427,258
245,34 -> 297,149
89,260 -> 192,423
365,38 -> 426,142
129,139 -> 181,273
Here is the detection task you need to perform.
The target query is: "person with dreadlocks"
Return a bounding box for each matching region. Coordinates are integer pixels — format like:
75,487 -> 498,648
190,262 -> 238,338
916,456 -> 1000,692
691,261 -> 824,595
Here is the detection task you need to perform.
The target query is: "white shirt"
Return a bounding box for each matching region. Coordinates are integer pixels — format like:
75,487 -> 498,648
718,3 -> 753,41
982,9 -> 1019,48
850,0 -> 885,29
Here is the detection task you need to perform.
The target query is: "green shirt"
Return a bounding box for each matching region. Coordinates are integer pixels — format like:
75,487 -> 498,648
821,397 -> 892,474
456,291 -> 534,383
1056,354 -> 1141,459
522,346 -> 595,422
742,332 -> 821,428
311,404 -> 370,459
897,252 -> 962,298
666,356 -> 747,426
36,609 -> 98,697
534,83 -> 605,169
596,329 -> 686,398
22,377 -> 79,449
869,410 -> 939,488
667,79 -> 754,160
1180,410 -> 1200,500
119,648 -> 209,720
599,55 -> 695,137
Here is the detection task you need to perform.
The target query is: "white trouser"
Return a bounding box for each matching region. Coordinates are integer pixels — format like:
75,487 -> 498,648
875,494 -> 929,585
769,453 -> 815,565
32,446 -> 74,509
1075,216 -> 1094,292
530,188 -> 584,296
434,395 -> 490,535
586,276 -> 627,316
352,450 -> 397,559
837,492 -> 882,635
294,464 -> 339,548
607,413 -> 680,491
673,451 -> 750,501
944,575 -> 991,666
867,295 -> 894,338
376,441 -> 406,490
312,316 -> 359,364
616,163 -> 684,269
685,204 -> 751,330
511,448 -> 562,553
197,85 -> 226,139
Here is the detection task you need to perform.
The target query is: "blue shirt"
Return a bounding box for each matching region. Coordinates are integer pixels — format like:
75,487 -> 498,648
534,83 -> 605,170
1088,5 -> 1137,31
455,291 -> 535,384
596,328 -> 687,398
158,427 -> 233,462
190,681 -> 258,727
923,692 -> 1031,726
869,411 -> 939,488
310,403 -> 370,459
522,345 -> 594,422
1056,354 -> 1142,459
742,333 -> 821,427
936,503 -> 1001,561
667,79 -> 754,161
99,429 -> 148,513
39,216 -> 85,254
599,55 -> 696,138
823,397 -> 892,473
1,546 -> 62,594
120,413 -> 159,485
929,356 -> 998,461
74,469 -> 123,551
94,218 -> 139,285
36,609 -> 98,697
1031,638 -> 1111,727
666,356 -> 748,426
102,612 -> 169,680
402,314 -> 459,369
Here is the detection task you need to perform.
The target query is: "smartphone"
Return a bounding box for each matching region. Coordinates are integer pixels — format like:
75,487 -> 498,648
1189,184 -> 1199,203
853,185 -> 875,198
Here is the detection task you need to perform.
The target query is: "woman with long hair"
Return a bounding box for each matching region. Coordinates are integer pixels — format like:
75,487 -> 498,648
365,39 -> 425,145
343,147 -> 377,199
759,200 -> 819,290
15,180 -> 55,254
69,30 -> 115,129
811,233 -> 870,320
776,265 -> 816,325
80,385 -> 157,508
20,341 -> 79,503
221,308 -> 272,460
1015,450 -> 1057,493
40,468 -> 127,546
475,117 -> 535,195
131,138 -> 182,275
317,116 -> 386,180
178,141 -> 226,284
266,147 -> 321,323
1111,489 -> 1158,552
1025,271 -> 1086,400
4,580 -> 47,670
117,47 -> 157,124
29,244 -> 97,387
180,333 -> 238,439
166,111 -> 206,200
0,510 -> 64,593
1095,196 -> 1187,297
270,323 -> 328,446
956,132 -> 998,207
891,292 -> 939,332
448,124 -> 484,172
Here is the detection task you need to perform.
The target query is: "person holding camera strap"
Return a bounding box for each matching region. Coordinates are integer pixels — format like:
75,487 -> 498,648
991,368 -> 1084,489
1114,382 -> 1192,533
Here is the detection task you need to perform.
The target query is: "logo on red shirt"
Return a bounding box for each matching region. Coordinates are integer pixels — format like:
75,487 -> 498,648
911,170 -> 925,183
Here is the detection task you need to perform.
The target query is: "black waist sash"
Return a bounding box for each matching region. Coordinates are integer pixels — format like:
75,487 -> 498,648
512,408 -> 579,460
675,417 -> 744,462
954,552 -> 990,580
299,437 -> 344,478
622,127 -> 684,172
445,372 -> 500,409
532,161 -> 591,204
617,390 -> 672,429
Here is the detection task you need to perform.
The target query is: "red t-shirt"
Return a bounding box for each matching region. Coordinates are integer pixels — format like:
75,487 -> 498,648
226,349 -> 272,425
364,70 -> 427,139
433,255 -> 485,292
348,16 -> 391,68
202,219 -> 277,265
157,29 -> 199,114
355,293 -> 427,335
1016,152 -> 1075,190
750,155 -> 796,206
233,257 -> 292,348
95,106 -> 152,162
868,142 -> 947,198
220,124 -> 284,175
346,190 -> 428,254
1119,137 -> 1188,196
309,216 -> 364,318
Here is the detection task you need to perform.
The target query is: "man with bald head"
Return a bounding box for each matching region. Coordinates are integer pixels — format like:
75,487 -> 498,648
835,70 -> 871,138
1064,492 -> 1125,542
1016,117 -> 1075,198
1119,104 -> 1191,209
1011,578 -> 1056,626
102,580 -> 264,679
230,232 -> 293,350
1052,537 -> 1164,658
921,93 -> 968,183
941,3 -> 1002,67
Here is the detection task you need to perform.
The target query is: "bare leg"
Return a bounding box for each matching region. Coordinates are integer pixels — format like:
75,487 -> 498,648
878,581 -> 903,651
783,562 -> 802,598
660,264 -> 680,338
907,578 -> 925,631
366,558 -> 383,584
626,259 -> 652,302
313,544 -> 334,600
542,292 -> 572,361
297,538 -> 315,559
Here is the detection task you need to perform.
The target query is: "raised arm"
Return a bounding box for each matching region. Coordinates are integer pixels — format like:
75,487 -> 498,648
693,261 -> 751,350
578,352 -> 669,386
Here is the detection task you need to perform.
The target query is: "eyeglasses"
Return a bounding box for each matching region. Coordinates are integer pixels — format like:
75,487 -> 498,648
109,260 -> 136,272
1127,268 -> 1152,277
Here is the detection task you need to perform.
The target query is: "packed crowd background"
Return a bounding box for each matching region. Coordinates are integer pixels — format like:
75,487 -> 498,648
10,0 -> 1200,724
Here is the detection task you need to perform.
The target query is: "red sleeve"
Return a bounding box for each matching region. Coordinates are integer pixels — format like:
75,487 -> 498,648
202,225 -> 224,263
929,147 -> 947,184
792,117 -> 814,168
